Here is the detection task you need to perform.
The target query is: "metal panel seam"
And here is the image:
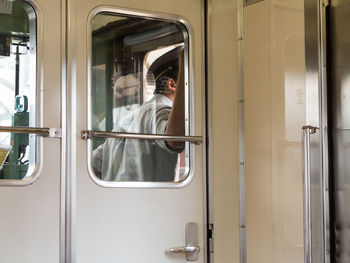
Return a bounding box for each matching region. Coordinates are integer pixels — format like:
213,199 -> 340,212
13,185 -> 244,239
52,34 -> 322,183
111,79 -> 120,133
66,0 -> 77,261
237,0 -> 246,263
60,0 -> 67,262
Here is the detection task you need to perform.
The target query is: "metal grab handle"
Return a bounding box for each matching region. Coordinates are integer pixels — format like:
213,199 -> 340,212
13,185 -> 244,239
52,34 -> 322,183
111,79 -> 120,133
167,246 -> 200,254
166,222 -> 200,261
302,126 -> 317,263
0,126 -> 62,138
81,130 -> 203,145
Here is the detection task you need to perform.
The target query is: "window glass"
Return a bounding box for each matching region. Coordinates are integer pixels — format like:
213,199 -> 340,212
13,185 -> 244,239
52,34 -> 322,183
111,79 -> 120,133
0,0 -> 37,180
90,12 -> 189,183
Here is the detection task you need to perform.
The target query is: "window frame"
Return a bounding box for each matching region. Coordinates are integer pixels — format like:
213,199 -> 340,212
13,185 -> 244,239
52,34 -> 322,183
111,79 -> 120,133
0,0 -> 43,187
86,6 -> 198,188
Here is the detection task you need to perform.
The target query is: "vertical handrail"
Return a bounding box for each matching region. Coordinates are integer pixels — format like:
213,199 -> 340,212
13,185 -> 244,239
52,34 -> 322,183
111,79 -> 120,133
302,126 -> 317,263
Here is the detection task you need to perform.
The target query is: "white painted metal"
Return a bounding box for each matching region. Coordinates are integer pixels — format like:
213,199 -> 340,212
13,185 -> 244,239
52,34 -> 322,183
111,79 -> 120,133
244,1 -> 307,262
70,0 -> 206,262
0,0 -> 62,262
206,0 -> 240,262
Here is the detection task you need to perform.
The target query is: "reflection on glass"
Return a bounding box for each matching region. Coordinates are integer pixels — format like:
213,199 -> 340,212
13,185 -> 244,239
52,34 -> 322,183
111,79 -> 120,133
91,13 -> 188,183
244,1 -> 306,262
0,0 -> 36,180
284,36 -> 306,142
272,3 -> 305,262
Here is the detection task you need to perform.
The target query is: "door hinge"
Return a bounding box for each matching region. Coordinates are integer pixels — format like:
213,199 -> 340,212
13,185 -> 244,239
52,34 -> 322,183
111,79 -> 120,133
322,0 -> 329,7
208,223 -> 214,253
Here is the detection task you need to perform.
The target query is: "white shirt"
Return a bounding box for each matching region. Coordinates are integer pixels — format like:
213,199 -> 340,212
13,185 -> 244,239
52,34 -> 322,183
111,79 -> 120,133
92,94 -> 180,181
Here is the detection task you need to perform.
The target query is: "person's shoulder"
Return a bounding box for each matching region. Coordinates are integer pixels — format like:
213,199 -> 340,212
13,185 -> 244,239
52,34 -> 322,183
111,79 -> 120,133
152,94 -> 172,108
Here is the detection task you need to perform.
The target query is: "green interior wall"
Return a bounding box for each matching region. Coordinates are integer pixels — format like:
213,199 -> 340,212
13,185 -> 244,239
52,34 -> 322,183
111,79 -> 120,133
0,1 -> 30,36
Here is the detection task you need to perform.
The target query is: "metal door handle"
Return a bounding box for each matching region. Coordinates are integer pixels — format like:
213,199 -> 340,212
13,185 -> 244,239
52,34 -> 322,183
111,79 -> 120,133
0,126 -> 61,138
166,222 -> 200,261
167,245 -> 200,253
302,125 -> 317,263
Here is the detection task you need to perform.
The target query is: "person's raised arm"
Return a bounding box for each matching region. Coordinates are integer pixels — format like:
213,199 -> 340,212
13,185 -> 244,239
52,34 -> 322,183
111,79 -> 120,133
165,50 -> 185,149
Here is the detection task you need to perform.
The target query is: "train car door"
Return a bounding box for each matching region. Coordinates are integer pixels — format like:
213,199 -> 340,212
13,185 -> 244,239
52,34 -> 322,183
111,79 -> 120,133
70,0 -> 206,262
0,0 -> 62,262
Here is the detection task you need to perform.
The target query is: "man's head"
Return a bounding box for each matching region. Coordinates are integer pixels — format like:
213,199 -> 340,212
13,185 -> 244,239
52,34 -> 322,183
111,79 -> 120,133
148,45 -> 184,96
113,73 -> 140,99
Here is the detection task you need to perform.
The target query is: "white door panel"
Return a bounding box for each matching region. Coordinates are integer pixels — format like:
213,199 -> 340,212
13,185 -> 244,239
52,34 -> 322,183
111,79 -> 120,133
0,0 -> 61,262
0,0 -> 206,262
72,0 -> 205,262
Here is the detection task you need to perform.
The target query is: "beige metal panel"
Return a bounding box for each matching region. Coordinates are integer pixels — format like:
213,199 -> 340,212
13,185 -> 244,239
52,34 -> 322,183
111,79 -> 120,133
245,2 -> 273,261
72,0 -> 205,262
207,0 -> 240,262
244,0 -> 305,262
0,0 -> 61,262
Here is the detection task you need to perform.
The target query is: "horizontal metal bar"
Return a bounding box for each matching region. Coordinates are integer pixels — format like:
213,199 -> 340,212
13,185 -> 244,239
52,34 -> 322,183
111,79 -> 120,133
0,126 -> 62,138
81,130 -> 203,145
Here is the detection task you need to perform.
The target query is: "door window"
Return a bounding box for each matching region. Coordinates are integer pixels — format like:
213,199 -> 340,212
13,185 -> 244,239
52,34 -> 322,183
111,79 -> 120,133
0,0 -> 37,182
89,11 -> 193,184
